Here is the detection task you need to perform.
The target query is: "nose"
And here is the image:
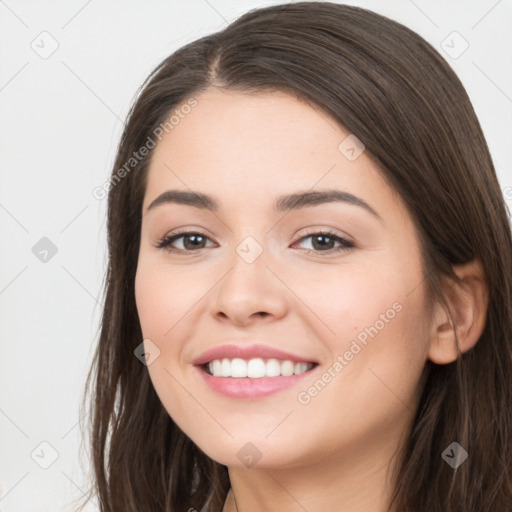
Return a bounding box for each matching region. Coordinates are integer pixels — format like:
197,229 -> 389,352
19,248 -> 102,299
210,241 -> 288,327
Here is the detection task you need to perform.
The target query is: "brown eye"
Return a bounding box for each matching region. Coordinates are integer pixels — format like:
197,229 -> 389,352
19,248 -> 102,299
155,232 -> 214,253
295,231 -> 354,254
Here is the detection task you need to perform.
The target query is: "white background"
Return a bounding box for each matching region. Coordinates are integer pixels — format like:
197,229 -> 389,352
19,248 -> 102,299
1,0 -> 511,510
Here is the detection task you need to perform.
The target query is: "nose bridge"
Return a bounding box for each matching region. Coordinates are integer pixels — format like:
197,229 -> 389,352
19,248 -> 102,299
226,232 -> 270,292
211,230 -> 287,323
235,233 -> 267,266
226,207 -> 275,267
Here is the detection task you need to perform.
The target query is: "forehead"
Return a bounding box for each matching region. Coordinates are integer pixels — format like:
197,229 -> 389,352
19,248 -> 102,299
142,88 -> 400,217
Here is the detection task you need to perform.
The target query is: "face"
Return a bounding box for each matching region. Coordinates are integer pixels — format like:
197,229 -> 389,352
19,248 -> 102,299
135,88 -> 432,469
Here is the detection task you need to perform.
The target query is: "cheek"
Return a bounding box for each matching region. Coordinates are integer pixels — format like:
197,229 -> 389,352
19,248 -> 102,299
134,259 -> 199,342
289,281 -> 429,465
299,263 -> 430,417
134,260 -> 199,429
292,261 -> 419,345
135,273 -> 166,343
299,254 -> 430,398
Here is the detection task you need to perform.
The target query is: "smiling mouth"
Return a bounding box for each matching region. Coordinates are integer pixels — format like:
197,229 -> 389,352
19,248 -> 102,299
202,357 -> 318,378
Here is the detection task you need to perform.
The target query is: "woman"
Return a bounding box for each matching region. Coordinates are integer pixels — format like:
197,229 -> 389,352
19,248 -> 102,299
81,2 -> 512,511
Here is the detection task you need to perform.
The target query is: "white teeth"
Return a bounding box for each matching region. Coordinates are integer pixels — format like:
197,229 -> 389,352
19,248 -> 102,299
212,359 -> 222,376
281,360 -> 294,377
247,358 -> 266,378
206,357 -> 314,378
221,358 -> 231,377
266,358 -> 281,377
231,358 -> 247,377
296,362 -> 309,374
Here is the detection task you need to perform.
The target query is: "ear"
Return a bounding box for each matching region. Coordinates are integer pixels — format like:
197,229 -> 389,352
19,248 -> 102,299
427,259 -> 489,365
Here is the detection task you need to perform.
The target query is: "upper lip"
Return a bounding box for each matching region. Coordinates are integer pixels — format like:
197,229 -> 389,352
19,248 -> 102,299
192,343 -> 318,366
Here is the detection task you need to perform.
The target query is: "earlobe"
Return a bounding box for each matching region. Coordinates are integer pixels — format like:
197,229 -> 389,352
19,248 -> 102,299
427,259 -> 489,365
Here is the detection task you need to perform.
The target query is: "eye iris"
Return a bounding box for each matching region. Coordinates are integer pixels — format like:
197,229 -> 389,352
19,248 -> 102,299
183,234 -> 206,250
311,234 -> 335,250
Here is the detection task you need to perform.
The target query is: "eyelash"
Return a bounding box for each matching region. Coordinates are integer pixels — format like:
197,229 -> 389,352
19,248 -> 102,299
154,229 -> 355,256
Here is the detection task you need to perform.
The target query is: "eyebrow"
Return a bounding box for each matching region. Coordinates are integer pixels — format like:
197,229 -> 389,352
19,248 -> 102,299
145,188 -> 382,221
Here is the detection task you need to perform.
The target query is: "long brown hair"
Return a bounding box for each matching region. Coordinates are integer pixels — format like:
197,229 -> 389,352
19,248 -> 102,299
79,2 -> 512,511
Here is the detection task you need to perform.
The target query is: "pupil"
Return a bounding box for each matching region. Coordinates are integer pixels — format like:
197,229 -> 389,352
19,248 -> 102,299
313,235 -> 333,250
184,234 -> 205,250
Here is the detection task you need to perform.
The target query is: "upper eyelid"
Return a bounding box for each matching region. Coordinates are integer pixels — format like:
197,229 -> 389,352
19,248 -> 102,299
161,228 -> 349,241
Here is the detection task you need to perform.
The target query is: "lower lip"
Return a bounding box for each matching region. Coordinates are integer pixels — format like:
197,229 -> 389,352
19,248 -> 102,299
196,365 -> 316,398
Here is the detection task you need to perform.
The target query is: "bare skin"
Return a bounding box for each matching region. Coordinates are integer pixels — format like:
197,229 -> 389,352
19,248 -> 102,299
134,88 -> 488,512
